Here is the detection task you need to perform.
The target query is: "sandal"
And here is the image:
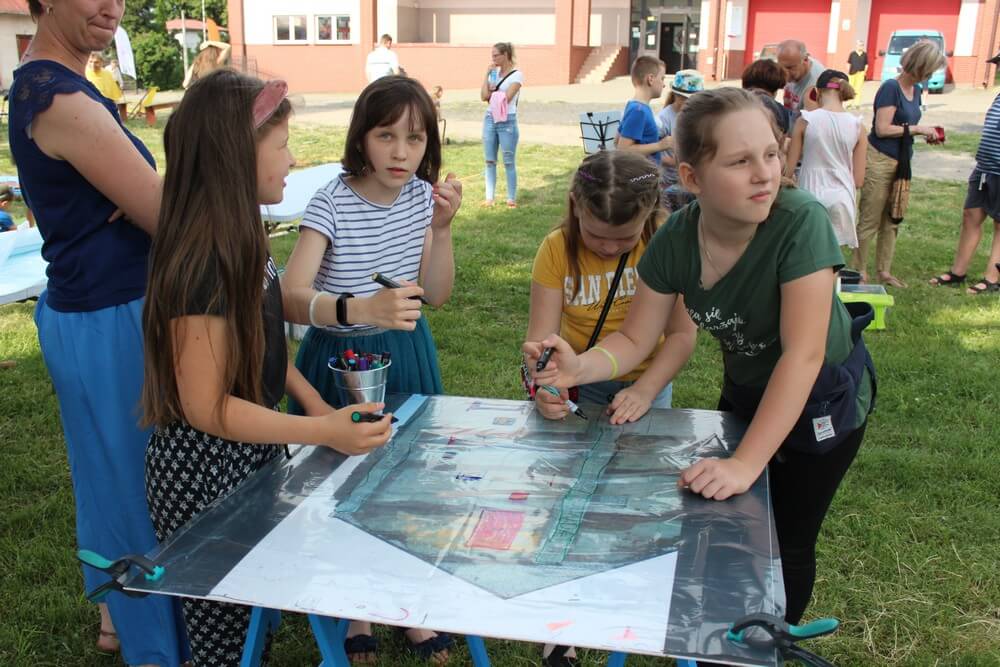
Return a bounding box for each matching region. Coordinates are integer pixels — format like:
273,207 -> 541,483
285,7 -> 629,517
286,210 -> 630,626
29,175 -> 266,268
966,278 -> 1000,295
928,270 -> 966,286
96,629 -> 120,653
507,200 -> 518,209
399,629 -> 453,663
543,644 -> 578,667
344,634 -> 378,664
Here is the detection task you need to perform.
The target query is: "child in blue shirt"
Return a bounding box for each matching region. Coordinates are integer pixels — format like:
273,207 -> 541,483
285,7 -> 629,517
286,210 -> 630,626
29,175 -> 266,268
0,187 -> 15,232
617,56 -> 672,165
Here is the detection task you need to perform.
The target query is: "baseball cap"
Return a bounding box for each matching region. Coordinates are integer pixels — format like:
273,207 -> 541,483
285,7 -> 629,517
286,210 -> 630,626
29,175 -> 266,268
816,69 -> 850,90
671,69 -> 704,97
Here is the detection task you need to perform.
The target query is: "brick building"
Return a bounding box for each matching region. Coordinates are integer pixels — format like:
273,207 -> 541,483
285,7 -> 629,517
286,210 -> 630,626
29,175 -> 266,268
225,0 -> 1000,92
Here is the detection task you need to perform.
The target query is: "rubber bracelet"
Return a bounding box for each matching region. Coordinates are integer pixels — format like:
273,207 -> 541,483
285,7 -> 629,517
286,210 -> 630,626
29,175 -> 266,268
308,291 -> 327,328
592,345 -> 619,380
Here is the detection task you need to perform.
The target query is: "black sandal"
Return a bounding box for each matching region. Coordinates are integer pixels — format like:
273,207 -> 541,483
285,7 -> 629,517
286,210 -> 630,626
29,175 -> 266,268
929,270 -> 966,286
543,644 -> 579,667
344,634 -> 378,663
967,278 -> 1000,294
399,629 -> 453,662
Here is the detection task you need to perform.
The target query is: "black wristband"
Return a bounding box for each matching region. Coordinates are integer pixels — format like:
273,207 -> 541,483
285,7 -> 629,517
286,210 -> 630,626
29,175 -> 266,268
336,293 -> 354,326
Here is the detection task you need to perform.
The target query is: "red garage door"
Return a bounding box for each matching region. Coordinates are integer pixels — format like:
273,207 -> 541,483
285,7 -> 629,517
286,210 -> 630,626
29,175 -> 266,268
745,0 -> 830,66
866,0 -> 960,80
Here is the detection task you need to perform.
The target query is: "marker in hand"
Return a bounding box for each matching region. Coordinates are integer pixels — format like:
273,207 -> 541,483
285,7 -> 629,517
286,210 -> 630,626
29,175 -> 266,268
536,347 -> 554,372
371,272 -> 429,305
539,385 -> 588,421
351,411 -> 398,424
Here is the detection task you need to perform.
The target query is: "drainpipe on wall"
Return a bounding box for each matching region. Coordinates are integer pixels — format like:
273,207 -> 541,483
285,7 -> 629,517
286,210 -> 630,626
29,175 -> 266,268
239,0 -> 247,70
712,0 -> 723,80
983,0 -> 1000,88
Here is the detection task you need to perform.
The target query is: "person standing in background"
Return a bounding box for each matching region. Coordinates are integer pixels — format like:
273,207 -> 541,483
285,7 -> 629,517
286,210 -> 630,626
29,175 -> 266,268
847,42 -> 868,110
365,34 -> 401,83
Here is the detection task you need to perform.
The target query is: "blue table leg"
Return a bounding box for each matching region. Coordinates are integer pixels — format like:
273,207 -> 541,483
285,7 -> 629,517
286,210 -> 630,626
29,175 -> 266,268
465,634 -> 491,666
240,607 -> 282,667
308,614 -> 351,667
606,651 -> 627,667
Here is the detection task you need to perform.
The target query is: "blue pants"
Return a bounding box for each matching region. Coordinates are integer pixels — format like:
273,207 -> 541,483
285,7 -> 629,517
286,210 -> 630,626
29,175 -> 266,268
483,113 -> 519,203
35,293 -> 190,666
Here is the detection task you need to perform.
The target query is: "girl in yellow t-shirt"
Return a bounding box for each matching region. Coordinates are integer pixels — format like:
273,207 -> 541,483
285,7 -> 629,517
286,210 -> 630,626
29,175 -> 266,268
525,150 -> 696,425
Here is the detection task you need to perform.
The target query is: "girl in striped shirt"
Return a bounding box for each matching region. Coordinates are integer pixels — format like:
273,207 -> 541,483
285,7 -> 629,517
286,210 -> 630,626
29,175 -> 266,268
282,75 -> 461,663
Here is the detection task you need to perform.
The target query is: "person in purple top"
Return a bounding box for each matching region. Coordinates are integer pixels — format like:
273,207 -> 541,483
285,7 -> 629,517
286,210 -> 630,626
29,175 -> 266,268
8,1 -> 188,665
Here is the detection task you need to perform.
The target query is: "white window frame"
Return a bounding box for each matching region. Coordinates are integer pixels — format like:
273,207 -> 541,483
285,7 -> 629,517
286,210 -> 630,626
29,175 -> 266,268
273,15 -> 309,44
316,14 -> 352,43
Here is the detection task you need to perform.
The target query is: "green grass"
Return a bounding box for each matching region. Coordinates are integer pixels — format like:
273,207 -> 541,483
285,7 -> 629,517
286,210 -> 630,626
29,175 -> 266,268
2,124 -> 999,666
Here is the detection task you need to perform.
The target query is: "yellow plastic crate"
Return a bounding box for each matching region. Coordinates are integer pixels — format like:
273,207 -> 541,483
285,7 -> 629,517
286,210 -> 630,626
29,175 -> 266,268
838,284 -> 895,330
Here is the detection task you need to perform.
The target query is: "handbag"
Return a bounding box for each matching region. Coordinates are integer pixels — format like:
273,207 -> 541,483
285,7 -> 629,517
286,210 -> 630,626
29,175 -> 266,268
888,123 -> 913,224
521,251 -> 631,400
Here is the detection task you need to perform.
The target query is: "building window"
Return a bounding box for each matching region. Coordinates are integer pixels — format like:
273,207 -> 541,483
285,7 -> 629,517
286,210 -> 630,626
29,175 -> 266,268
274,15 -> 307,43
317,15 -> 351,42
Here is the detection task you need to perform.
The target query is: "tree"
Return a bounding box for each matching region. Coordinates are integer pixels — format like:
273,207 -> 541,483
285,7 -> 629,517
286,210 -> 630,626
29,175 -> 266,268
120,0 -> 228,89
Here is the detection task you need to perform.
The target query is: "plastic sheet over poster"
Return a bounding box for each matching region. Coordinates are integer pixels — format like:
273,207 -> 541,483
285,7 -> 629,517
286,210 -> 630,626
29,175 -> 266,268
126,394 -> 784,666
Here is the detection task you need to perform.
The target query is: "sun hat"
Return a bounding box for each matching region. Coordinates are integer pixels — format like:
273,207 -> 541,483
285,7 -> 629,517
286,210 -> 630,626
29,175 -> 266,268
671,69 -> 704,97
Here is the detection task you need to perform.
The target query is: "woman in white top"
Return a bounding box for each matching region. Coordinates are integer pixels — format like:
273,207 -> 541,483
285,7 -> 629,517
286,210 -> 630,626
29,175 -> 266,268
480,42 -> 523,208
785,69 -> 866,247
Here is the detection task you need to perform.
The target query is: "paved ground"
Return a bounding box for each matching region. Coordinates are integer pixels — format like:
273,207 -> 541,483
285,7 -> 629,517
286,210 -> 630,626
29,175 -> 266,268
283,76 -> 997,182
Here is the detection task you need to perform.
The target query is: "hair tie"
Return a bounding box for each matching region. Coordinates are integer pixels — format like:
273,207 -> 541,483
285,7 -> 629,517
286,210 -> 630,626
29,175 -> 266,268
629,172 -> 658,183
253,80 -> 288,129
825,82 -> 841,89
577,169 -> 599,183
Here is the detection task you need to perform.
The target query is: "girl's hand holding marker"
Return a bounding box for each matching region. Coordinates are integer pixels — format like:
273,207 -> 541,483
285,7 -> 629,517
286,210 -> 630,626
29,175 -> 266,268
362,275 -> 426,331
326,402 -> 393,455
523,335 -> 583,390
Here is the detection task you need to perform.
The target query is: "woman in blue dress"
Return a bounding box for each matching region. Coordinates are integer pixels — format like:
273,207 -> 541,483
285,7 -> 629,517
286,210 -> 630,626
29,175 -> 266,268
9,1 -> 188,664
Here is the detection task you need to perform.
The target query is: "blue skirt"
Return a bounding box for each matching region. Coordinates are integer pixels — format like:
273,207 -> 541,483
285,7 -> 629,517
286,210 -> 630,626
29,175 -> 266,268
34,292 -> 190,666
290,316 -> 444,414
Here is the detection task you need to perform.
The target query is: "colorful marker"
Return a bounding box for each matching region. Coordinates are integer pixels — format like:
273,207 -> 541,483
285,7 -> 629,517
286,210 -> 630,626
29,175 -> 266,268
351,411 -> 398,424
538,384 -> 588,421
372,272 -> 429,304
536,347 -> 554,372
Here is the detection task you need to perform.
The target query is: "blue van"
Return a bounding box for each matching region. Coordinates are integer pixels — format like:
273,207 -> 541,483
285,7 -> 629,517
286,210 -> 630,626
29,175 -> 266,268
878,30 -> 950,93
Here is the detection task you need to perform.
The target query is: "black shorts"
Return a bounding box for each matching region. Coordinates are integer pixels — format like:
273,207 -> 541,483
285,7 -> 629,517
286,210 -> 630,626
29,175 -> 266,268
964,168 -> 1000,221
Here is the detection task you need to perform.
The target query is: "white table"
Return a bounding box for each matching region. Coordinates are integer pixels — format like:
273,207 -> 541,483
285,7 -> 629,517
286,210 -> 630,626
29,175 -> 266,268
0,227 -> 47,307
260,163 -> 343,223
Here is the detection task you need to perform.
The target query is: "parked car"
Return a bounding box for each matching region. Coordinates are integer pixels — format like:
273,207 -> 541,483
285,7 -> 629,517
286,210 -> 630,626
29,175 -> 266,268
756,43 -> 779,61
878,29 -> 951,93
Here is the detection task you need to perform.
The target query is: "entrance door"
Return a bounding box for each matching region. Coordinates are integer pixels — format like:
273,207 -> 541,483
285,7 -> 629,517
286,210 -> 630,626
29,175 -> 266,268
660,22 -> 684,73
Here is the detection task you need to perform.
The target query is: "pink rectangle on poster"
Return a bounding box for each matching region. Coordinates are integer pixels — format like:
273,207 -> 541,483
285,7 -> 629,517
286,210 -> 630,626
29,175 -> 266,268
466,509 -> 524,550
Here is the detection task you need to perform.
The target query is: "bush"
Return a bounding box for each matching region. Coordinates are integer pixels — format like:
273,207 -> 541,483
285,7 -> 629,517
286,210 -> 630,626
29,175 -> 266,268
132,31 -> 183,90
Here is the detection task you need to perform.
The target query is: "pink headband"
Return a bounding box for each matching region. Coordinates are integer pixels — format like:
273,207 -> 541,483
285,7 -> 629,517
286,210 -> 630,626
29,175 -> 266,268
823,82 -> 841,89
253,80 -> 288,129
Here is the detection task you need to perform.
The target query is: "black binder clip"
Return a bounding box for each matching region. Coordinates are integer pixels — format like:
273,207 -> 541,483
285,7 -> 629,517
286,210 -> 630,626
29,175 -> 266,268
727,613 -> 840,666
77,549 -> 164,603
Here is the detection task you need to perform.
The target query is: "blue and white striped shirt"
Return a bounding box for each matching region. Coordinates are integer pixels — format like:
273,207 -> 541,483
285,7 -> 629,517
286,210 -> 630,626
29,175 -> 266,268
975,93 -> 1000,176
301,173 -> 433,331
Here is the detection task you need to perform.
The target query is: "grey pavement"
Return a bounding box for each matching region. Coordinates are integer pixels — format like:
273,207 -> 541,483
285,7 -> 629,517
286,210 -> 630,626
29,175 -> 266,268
289,76 -> 995,182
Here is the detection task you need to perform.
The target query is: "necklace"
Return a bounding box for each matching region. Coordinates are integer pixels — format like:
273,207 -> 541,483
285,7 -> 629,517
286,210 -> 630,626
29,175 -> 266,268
698,218 -> 757,288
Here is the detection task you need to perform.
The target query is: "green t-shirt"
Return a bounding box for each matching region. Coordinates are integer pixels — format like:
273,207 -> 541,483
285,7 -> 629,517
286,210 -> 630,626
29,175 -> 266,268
638,188 -> 872,423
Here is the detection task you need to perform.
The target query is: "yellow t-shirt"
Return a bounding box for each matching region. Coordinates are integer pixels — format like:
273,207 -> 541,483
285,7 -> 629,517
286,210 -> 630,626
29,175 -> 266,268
531,228 -> 663,381
85,68 -> 124,103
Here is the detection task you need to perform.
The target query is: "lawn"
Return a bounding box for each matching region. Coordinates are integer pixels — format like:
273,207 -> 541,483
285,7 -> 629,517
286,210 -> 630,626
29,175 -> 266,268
1,121 -> 999,666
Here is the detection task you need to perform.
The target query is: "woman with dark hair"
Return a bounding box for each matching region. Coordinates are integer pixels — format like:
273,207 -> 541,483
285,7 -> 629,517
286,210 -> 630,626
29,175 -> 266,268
742,58 -> 792,135
480,41 -> 523,207
8,1 -> 188,664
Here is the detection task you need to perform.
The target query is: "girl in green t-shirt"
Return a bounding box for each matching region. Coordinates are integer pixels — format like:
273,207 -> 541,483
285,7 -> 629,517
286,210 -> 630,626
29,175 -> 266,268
525,150 -> 696,425
526,87 -> 872,625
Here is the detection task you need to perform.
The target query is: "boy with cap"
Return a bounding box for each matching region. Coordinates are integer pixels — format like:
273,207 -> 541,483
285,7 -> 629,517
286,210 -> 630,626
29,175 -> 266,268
657,70 -> 704,210
617,56 -> 673,165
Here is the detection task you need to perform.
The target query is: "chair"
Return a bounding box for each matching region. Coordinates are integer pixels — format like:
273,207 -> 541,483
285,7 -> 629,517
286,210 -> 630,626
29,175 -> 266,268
579,110 -> 621,154
128,87 -> 158,121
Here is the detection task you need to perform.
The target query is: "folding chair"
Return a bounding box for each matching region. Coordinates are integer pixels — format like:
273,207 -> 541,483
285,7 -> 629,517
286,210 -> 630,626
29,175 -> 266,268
128,87 -> 158,121
579,110 -> 621,154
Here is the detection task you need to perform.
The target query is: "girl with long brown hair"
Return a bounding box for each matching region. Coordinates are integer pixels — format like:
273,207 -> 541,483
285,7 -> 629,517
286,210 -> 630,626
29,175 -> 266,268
527,87 -> 875,628
141,69 -> 392,666
525,150 -> 695,425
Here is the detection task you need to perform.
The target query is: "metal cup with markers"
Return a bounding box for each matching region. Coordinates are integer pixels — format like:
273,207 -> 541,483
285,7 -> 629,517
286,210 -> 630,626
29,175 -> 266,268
328,351 -> 391,409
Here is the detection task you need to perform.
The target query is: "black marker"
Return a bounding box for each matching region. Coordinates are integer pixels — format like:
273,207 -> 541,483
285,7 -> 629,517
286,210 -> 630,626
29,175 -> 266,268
351,411 -> 398,424
536,347 -> 554,372
372,272 -> 429,304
